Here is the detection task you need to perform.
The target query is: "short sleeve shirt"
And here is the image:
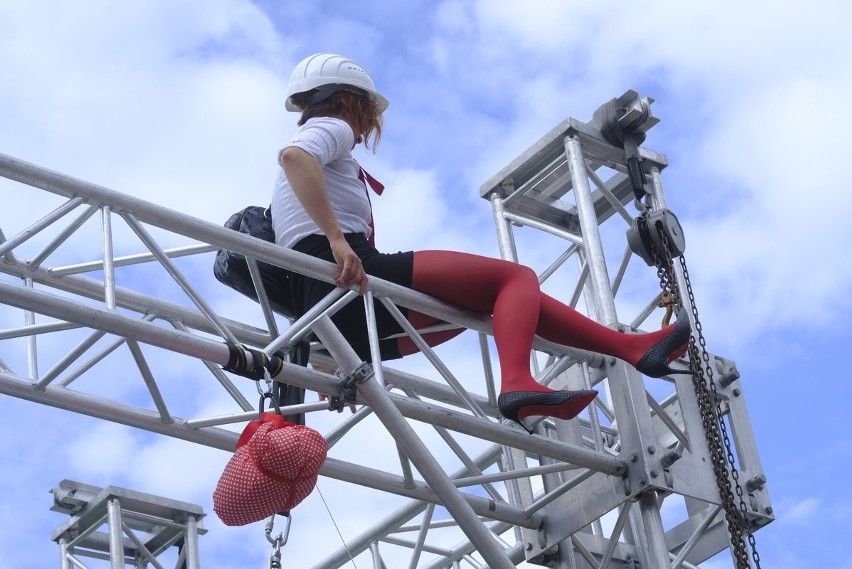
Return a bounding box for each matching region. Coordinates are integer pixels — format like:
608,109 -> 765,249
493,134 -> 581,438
272,117 -> 372,248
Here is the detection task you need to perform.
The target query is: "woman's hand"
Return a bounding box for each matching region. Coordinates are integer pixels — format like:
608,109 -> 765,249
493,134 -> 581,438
330,236 -> 368,294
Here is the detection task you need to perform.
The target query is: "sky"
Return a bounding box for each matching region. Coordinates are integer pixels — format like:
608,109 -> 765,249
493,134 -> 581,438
1,0 -> 851,567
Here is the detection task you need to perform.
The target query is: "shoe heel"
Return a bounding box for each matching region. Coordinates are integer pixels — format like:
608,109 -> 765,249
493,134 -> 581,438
498,390 -> 598,434
635,307 -> 692,378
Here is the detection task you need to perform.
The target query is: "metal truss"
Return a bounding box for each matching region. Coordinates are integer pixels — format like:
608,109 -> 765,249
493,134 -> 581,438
50,480 -> 205,568
0,91 -> 771,568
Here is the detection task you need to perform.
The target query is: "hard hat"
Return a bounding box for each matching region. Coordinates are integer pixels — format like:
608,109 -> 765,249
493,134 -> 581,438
285,53 -> 389,112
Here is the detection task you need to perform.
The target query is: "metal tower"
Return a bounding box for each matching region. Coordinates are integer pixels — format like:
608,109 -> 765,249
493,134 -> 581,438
50,479 -> 205,568
0,91 -> 771,568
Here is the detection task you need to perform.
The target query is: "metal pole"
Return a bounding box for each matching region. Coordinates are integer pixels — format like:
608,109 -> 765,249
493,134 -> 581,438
58,538 -> 72,569
564,133 -> 672,569
185,515 -> 202,569
107,498 -> 125,569
312,316 -> 517,569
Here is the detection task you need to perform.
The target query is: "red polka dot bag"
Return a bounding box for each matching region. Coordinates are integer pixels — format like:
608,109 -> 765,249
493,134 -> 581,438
213,412 -> 328,526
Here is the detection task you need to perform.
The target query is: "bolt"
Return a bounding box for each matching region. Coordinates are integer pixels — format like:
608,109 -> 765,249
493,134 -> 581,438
647,445 -> 656,454
660,450 -> 682,468
733,388 -> 741,397
630,454 -> 639,463
765,507 -> 773,515
746,474 -> 767,491
650,470 -> 658,478
638,478 -> 647,486
525,542 -> 533,551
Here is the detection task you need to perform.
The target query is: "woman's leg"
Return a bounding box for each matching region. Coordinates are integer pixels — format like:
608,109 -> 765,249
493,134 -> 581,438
411,250 -> 543,393
410,250 -> 688,391
396,311 -> 466,356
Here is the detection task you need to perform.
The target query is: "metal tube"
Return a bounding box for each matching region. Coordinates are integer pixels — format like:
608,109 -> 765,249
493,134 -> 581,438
245,257 -> 280,338
490,193 -> 519,263
407,503 -> 435,569
563,135 -> 616,323
0,320 -> 81,340
363,291 -> 387,388
57,331 -> 126,388
379,297 -> 487,419
566,134 -> 674,569
0,281 -> 233,365
264,288 -> 350,354
522,468 -> 597,516
101,206 -> 117,310
122,212 -> 239,345
185,401 -> 330,428
59,538 -> 72,569
120,522 -> 165,569
538,244 -> 579,285
107,498 -> 124,569
501,154 -> 566,207
389,392 -> 625,476
29,205 -> 99,269
171,320 -> 254,411
598,502 -> 633,568
184,515 -> 202,569
478,333 -> 498,405
585,162 -> 633,224
503,210 -> 584,245
671,505 -> 722,568
369,541 -> 382,569
24,277 -> 38,380
49,243 -> 215,276
453,462 -> 579,487
126,339 -> 173,423
0,195 -> 85,257
312,317 -> 517,569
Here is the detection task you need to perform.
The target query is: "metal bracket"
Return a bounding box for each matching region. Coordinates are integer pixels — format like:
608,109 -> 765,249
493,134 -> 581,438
329,363 -> 373,412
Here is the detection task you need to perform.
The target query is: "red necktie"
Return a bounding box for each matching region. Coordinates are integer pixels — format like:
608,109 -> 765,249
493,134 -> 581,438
357,167 -> 384,246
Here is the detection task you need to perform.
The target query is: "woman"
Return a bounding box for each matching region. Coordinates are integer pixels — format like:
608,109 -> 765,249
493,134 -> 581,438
271,54 -> 690,432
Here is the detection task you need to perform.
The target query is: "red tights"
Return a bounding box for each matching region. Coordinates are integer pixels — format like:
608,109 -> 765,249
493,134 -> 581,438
402,250 -> 678,394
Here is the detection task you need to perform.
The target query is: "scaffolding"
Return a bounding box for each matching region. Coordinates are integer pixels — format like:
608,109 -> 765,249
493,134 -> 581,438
0,91 -> 771,568
50,480 -> 205,568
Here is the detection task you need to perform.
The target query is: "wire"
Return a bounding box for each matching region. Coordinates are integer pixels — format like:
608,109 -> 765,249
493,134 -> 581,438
316,483 -> 358,569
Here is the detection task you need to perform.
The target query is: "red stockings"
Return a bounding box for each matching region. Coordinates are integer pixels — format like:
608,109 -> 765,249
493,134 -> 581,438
407,250 -> 682,394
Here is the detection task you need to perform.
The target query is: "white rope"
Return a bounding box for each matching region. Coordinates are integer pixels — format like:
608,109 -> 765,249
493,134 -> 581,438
316,483 -> 359,568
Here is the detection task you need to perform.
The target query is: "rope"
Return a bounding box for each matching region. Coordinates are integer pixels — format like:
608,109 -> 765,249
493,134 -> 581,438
316,483 -> 359,569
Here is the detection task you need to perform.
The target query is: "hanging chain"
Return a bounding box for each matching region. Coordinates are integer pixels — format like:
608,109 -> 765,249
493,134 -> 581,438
649,218 -> 761,569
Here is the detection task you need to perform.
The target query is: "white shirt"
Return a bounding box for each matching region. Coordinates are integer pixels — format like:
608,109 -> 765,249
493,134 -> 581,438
272,117 -> 372,248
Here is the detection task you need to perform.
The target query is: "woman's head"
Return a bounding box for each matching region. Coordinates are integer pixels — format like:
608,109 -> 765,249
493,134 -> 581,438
292,88 -> 383,150
285,53 -> 387,150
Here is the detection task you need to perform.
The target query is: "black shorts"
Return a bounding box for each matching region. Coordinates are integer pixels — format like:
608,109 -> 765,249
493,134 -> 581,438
289,233 -> 414,361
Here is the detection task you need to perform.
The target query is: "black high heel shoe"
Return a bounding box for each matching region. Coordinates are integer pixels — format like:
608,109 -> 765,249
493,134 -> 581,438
635,306 -> 692,377
498,390 -> 598,434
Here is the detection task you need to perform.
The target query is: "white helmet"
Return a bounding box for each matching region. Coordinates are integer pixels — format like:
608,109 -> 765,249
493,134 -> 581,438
284,53 -> 389,112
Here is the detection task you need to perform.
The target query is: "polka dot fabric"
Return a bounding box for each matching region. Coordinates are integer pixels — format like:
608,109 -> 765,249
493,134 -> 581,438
213,412 -> 328,526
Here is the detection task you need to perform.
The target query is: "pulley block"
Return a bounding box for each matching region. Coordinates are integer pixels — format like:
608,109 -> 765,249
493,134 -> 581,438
626,209 -> 686,266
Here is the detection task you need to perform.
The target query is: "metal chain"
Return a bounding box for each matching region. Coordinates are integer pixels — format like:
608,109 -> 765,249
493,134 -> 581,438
649,218 -> 761,568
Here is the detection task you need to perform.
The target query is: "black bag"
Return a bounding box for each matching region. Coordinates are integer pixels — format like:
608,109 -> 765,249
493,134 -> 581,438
214,205 -> 308,424
213,205 -> 296,319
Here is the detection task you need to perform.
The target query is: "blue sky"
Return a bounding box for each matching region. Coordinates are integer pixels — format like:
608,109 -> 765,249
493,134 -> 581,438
1,0 -> 851,567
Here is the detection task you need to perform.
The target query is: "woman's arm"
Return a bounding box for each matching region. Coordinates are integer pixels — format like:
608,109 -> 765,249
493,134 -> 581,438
279,146 -> 368,293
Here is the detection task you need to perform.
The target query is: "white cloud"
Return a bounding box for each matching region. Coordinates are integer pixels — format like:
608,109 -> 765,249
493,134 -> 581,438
783,497 -> 820,524
3,1 -> 852,567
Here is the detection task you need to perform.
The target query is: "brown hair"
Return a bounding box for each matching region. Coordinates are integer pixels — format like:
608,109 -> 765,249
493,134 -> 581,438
294,89 -> 383,151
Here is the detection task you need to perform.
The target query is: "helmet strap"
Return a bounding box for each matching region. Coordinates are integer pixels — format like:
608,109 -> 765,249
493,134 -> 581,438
303,83 -> 368,108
